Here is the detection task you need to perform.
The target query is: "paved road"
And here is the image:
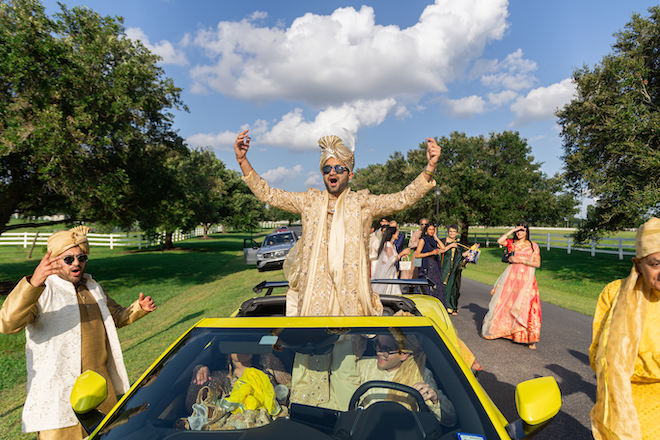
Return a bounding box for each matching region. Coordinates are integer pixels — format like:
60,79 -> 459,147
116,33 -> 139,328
452,278 -> 596,440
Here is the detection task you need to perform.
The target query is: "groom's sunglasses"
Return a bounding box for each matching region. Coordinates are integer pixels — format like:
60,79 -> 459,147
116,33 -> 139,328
322,165 -> 348,175
62,254 -> 89,265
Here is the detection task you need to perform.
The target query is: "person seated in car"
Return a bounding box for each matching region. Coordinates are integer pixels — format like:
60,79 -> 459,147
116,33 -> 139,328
185,353 -> 291,413
356,332 -> 456,427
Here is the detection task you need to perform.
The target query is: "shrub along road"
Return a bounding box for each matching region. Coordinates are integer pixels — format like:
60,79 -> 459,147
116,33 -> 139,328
452,278 -> 596,440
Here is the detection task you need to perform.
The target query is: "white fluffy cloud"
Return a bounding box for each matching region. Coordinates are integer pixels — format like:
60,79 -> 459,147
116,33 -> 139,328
444,95 -> 487,117
126,28 -> 188,66
186,130 -> 239,150
304,172 -> 323,187
487,90 -> 518,106
189,0 -> 509,105
510,78 -> 577,126
479,49 -> 537,91
262,165 -> 303,185
193,99 -> 397,151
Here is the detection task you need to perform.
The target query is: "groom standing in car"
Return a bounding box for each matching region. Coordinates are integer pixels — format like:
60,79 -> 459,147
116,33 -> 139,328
234,129 -> 442,317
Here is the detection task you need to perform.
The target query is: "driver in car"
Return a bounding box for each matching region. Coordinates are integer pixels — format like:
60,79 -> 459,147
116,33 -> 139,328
357,332 -> 456,427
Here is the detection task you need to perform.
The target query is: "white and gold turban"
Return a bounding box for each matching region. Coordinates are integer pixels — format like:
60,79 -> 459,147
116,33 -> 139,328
318,129 -> 356,173
47,225 -> 90,257
635,216 -> 660,259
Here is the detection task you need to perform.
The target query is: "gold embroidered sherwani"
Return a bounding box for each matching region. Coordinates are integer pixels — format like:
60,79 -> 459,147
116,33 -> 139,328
243,171 -> 435,317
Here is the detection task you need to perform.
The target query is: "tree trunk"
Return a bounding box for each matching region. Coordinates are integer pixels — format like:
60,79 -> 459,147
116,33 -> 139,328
202,223 -> 210,239
459,218 -> 470,244
163,231 -> 174,250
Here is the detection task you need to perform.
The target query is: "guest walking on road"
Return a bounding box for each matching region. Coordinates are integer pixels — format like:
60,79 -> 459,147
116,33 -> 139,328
481,222 -> 541,349
414,224 -> 446,305
440,224 -> 469,316
372,226 -> 410,295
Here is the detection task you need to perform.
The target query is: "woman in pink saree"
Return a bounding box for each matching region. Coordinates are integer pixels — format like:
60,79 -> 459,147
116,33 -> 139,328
482,222 -> 541,349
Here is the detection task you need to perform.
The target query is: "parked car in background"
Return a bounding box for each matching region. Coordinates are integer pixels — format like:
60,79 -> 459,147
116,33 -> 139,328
243,231 -> 298,271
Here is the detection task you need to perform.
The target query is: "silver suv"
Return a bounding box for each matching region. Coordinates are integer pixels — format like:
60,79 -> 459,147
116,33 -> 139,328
254,231 -> 297,271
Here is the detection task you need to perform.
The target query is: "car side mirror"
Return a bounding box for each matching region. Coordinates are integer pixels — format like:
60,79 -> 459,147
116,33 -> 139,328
505,376 -> 562,440
70,370 -> 108,435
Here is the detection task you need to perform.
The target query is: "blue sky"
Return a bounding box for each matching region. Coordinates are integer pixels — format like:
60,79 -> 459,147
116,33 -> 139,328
42,0 -> 658,213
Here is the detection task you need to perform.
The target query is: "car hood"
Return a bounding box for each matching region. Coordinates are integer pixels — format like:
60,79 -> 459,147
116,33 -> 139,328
257,243 -> 293,254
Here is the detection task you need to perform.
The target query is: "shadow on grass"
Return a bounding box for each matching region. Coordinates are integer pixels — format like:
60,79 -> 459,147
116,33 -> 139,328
0,403 -> 22,419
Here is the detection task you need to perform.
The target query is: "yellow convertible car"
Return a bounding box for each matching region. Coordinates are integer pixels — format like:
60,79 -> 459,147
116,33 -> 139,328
71,281 -> 561,440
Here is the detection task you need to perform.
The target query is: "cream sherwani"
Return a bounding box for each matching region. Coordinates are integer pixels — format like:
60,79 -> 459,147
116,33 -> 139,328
0,274 -> 148,434
243,171 -> 435,317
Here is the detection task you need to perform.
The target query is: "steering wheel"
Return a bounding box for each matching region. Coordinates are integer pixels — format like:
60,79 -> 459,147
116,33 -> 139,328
348,380 -> 430,412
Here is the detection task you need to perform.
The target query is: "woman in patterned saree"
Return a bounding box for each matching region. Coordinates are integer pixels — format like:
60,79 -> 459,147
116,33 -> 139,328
481,221 -> 541,349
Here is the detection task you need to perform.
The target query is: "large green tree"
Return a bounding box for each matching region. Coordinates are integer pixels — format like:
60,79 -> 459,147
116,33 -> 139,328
351,131 -> 578,242
0,0 -> 187,234
556,6 -> 660,241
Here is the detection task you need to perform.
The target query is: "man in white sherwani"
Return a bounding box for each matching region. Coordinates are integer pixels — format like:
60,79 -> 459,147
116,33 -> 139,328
0,226 -> 156,440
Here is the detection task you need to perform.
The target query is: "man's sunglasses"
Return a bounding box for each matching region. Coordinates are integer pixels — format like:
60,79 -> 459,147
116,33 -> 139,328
322,165 -> 348,175
62,254 -> 89,265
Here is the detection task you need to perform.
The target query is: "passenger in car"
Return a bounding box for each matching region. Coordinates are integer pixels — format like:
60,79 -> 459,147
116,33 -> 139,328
185,353 -> 291,413
357,333 -> 457,427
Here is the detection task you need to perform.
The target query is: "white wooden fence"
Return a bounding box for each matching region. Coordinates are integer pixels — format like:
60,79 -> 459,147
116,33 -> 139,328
0,225 -> 224,250
465,232 -> 635,260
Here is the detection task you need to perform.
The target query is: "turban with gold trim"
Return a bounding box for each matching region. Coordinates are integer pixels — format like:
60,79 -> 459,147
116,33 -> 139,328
318,129 -> 356,173
47,226 -> 90,257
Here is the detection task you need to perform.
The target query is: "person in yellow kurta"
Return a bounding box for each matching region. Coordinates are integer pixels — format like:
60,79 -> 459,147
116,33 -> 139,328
0,226 -> 156,440
234,128 -> 441,317
590,217 -> 660,440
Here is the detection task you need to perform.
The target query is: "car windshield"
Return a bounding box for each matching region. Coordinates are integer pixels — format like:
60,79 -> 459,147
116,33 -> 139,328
93,325 -> 499,440
262,233 -> 294,246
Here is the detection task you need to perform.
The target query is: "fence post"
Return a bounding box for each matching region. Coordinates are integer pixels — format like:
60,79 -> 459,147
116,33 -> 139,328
547,233 -> 550,251
139,235 -> 142,250
567,236 -> 571,254
591,239 -> 596,257
24,232 -> 29,248
619,238 -> 623,260
110,234 -> 114,250
485,233 -> 489,247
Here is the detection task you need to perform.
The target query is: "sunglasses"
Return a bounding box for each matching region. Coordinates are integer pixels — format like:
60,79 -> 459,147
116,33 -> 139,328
62,254 -> 89,265
322,165 -> 348,175
373,341 -> 401,357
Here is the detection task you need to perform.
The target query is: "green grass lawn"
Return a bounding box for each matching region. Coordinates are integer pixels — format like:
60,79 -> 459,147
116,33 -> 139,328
0,230 -> 633,439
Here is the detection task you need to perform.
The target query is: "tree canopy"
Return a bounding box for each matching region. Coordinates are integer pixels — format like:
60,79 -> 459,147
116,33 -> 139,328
351,131 -> 578,242
556,6 -> 660,241
0,0 -> 188,234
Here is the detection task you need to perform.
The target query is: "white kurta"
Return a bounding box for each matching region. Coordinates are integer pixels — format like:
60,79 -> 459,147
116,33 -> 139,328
21,274 -> 131,432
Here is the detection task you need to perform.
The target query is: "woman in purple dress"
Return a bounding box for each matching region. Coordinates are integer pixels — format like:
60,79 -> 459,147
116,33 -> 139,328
414,224 -> 446,306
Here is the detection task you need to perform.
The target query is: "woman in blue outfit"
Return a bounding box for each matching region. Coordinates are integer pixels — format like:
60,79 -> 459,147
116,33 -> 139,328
414,224 -> 446,306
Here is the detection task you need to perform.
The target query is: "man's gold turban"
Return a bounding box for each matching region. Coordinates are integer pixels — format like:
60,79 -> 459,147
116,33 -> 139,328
318,130 -> 355,173
635,217 -> 660,259
47,226 -> 90,257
